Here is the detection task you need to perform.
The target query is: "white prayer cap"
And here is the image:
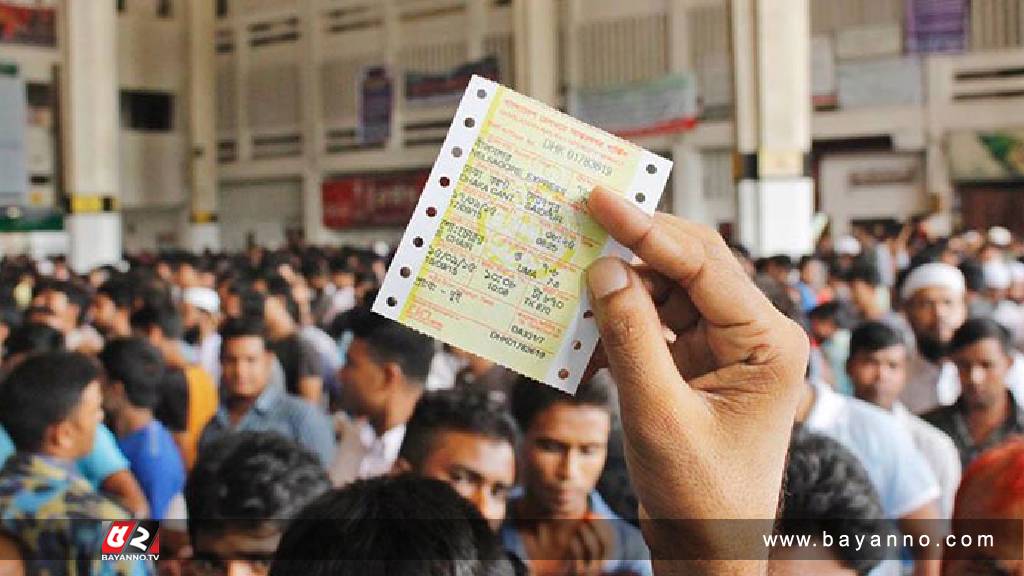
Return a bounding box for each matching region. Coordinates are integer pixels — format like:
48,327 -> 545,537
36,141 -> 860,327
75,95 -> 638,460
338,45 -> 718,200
962,230 -> 983,245
1010,261 -> 1024,283
901,263 -> 966,300
983,261 -> 1012,290
183,287 -> 220,315
988,226 -> 1013,247
836,235 -> 861,256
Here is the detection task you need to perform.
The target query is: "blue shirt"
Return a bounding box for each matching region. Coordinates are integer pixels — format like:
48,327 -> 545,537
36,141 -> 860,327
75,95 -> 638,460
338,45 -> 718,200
0,423 -> 129,488
500,491 -> 653,576
200,377 -> 336,467
117,420 -> 185,520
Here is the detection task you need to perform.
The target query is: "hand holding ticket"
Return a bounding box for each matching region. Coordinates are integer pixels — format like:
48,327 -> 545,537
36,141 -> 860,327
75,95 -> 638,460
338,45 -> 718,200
373,76 -> 671,393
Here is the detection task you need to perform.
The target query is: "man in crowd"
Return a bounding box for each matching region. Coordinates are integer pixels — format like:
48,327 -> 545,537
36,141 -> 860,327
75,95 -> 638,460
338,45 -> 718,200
270,475 -> 512,576
132,303 -> 218,470
99,337 -> 186,520
846,321 -> 962,516
186,432 -> 332,576
924,318 -> 1024,468
332,308 -> 434,485
263,277 -> 323,405
900,263 -> 968,414
180,286 -> 223,382
33,280 -> 103,354
90,276 -> 136,339
0,325 -> 150,518
200,317 -> 335,466
754,275 -> 943,575
0,352 -> 144,576
504,376 -> 652,576
396,389 -> 518,530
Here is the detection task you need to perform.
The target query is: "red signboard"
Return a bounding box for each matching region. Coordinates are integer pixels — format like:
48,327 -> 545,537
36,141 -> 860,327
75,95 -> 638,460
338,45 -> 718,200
0,3 -> 56,47
322,171 -> 429,229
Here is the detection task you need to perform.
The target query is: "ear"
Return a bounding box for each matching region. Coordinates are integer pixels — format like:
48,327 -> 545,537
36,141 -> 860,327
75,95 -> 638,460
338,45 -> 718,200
44,420 -> 73,453
391,458 -> 412,475
381,362 -> 404,390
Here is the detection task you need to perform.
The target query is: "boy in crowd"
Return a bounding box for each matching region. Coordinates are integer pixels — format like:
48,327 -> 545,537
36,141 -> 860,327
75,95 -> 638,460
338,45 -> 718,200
396,389 -> 518,530
503,377 -> 652,576
99,337 -> 186,520
201,317 -> 335,466
185,432 -> 332,576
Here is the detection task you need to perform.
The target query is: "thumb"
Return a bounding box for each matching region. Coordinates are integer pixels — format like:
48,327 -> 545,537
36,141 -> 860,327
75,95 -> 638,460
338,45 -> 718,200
586,257 -> 690,411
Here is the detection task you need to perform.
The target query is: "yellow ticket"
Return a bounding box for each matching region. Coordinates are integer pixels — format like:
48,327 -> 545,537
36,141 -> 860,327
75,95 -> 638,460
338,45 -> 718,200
373,76 -> 672,393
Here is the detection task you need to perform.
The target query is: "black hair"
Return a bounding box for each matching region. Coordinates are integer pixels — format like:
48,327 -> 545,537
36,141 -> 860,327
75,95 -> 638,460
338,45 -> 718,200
510,376 -> 610,434
219,316 -> 268,351
755,276 -> 800,323
808,301 -> 842,322
400,389 -> 519,469
349,306 -> 434,385
959,260 -> 986,293
186,432 -> 331,538
4,322 -> 64,358
768,254 -> 794,270
97,277 -> 136,310
98,337 -> 166,409
270,475 -> 513,576
778,427 -> 892,575
844,260 -> 882,287
848,321 -> 905,359
265,275 -> 301,324
949,317 -> 1014,356
131,304 -> 184,340
0,352 -> 100,452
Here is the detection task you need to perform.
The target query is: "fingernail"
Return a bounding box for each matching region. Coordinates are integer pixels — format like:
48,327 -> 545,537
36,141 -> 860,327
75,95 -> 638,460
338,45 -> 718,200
588,186 -> 652,222
587,257 -> 629,300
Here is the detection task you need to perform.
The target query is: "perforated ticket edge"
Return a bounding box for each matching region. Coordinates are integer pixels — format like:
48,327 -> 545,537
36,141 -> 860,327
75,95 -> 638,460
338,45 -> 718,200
373,75 -> 673,394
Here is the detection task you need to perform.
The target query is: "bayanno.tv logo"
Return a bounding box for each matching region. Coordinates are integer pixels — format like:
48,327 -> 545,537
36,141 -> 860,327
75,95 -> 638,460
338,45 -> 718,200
101,521 -> 160,561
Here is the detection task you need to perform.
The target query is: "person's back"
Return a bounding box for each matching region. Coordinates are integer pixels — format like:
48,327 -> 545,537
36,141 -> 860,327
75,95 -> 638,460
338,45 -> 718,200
181,363 -> 217,469
100,338 -> 186,520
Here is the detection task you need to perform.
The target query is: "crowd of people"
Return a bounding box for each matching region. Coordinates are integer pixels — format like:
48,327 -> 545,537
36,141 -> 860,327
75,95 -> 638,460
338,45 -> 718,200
0,187 -> 1022,575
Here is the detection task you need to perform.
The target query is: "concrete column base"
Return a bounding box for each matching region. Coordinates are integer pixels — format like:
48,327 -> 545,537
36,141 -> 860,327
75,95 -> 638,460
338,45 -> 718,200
737,177 -> 814,258
67,212 -> 122,273
187,222 -> 220,253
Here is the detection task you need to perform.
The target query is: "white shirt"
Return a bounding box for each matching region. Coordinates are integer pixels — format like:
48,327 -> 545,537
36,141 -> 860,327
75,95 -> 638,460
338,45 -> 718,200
198,332 -> 222,383
901,352 -> 959,414
805,383 -> 941,519
329,413 -> 406,487
891,402 -> 962,517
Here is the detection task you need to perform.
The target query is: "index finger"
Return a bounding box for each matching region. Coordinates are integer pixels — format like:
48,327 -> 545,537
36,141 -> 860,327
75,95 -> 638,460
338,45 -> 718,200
587,186 -> 773,330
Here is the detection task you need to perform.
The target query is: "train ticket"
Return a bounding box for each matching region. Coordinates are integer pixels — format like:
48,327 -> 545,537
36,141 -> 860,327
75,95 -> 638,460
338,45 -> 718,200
373,75 -> 672,393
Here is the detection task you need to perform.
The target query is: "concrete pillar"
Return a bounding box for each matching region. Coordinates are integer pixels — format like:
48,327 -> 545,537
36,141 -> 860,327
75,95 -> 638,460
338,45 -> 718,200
672,142 -> 707,224
60,0 -> 121,272
513,0 -> 558,105
299,0 -> 327,245
731,0 -> 814,257
185,0 -> 220,252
